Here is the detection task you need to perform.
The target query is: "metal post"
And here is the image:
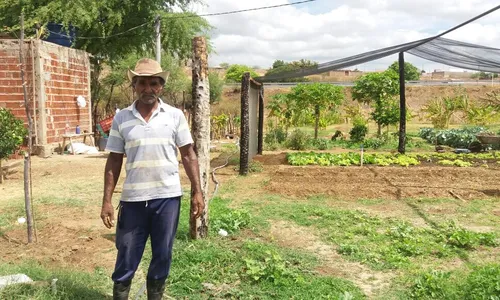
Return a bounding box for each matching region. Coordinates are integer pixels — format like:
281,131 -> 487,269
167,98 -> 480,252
398,52 -> 407,154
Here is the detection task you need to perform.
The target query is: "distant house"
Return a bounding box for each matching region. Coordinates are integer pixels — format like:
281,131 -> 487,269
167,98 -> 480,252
308,69 -> 364,82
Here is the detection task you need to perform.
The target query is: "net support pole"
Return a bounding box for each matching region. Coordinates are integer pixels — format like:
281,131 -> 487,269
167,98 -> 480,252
257,85 -> 264,155
398,52 -> 407,154
190,36 -> 210,239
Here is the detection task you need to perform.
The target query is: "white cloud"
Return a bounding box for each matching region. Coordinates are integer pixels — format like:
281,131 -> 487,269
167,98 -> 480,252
191,0 -> 500,72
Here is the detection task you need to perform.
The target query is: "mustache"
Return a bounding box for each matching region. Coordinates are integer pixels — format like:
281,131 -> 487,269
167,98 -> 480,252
140,92 -> 159,97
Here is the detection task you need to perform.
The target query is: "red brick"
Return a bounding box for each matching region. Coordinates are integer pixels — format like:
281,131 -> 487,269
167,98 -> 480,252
0,87 -> 23,93
0,94 -> 24,101
0,58 -> 19,64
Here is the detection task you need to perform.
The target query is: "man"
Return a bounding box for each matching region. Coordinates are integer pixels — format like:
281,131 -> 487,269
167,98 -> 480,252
100,58 -> 204,300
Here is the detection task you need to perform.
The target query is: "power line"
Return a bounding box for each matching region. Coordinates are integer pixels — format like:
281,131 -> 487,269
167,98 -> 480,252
43,0 -> 317,40
168,0 -> 318,19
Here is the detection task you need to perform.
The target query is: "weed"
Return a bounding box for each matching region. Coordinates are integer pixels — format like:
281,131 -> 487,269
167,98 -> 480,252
409,270 -> 454,299
211,206 -> 251,234
244,250 -> 302,285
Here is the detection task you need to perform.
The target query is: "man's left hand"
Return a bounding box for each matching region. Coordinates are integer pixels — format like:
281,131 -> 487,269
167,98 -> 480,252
191,191 -> 205,219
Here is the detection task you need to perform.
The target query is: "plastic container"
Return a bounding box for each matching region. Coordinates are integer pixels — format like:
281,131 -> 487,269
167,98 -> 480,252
44,23 -> 76,47
75,125 -> 81,134
98,137 -> 108,152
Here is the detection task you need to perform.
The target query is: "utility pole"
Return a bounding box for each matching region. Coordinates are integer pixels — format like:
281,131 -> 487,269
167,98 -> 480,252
190,37 -> 210,239
155,15 -> 161,63
20,12 -> 35,243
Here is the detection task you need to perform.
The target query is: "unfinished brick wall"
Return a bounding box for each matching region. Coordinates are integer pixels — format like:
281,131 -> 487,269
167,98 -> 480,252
0,39 -> 91,155
38,41 -> 91,144
0,40 -> 35,126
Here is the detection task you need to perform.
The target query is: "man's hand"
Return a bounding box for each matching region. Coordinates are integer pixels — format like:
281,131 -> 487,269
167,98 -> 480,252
191,191 -> 205,219
101,202 -> 115,229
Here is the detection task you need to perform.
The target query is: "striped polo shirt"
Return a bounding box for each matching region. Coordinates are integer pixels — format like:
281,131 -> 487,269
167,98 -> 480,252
105,99 -> 193,202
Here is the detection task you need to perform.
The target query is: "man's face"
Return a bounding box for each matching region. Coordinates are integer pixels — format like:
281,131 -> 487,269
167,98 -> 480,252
134,76 -> 163,105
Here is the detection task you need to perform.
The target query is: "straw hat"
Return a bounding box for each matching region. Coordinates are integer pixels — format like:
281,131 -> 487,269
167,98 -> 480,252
127,58 -> 169,82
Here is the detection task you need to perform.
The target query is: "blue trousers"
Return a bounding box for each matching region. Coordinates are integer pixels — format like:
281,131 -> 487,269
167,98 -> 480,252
111,197 -> 181,283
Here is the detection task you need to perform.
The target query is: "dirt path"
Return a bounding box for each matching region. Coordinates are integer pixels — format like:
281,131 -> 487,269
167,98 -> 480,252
268,220 -> 395,298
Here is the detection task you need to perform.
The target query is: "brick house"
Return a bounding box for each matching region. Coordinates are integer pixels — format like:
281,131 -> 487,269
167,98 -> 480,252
0,39 -> 92,156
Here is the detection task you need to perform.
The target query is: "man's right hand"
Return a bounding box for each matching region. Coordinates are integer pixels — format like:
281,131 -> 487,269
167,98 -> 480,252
101,202 -> 115,229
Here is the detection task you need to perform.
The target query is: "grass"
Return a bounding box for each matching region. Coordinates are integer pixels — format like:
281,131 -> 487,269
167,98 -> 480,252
0,261 -> 112,299
0,166 -> 498,299
240,197 -> 498,272
135,196 -> 365,299
0,201 -> 26,236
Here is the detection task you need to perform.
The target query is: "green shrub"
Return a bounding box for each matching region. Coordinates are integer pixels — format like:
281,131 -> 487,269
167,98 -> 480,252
265,126 -> 287,145
349,124 -> 368,142
286,129 -> 309,150
363,137 -> 385,149
309,138 -> 329,150
0,108 -> 27,160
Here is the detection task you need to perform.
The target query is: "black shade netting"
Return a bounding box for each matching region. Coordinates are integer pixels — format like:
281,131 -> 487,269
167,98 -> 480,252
256,37 -> 500,82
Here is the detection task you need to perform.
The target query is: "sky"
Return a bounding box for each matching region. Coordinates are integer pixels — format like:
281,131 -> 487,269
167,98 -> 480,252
188,0 -> 500,73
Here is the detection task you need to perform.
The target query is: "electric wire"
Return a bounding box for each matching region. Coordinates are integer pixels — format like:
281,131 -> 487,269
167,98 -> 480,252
44,0 -> 317,40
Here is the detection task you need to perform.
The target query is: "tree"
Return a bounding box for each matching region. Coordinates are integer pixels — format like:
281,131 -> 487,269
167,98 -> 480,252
272,60 -> 286,69
224,65 -> 258,82
388,61 -> 420,81
208,71 -> 224,104
352,71 -> 400,135
1,1 -> 212,131
0,108 -> 27,183
219,62 -> 230,69
1,1 -> 211,61
422,92 -> 468,129
266,93 -> 298,132
288,83 -> 345,139
265,59 -> 318,82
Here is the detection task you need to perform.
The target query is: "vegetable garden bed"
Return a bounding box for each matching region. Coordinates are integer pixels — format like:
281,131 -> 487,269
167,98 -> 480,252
286,151 -> 500,167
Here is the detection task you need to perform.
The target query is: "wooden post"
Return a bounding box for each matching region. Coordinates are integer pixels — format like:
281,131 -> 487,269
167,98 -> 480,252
398,52 -> 407,154
20,12 -> 34,243
240,72 -> 250,176
257,86 -> 264,155
190,37 -> 210,239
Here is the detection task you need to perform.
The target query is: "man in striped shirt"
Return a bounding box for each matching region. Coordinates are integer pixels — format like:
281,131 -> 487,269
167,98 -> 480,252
100,58 -> 204,300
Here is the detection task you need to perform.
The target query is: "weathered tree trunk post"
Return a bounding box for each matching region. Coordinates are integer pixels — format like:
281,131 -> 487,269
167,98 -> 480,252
190,37 -> 210,239
20,12 -> 34,243
398,52 -> 407,154
257,86 -> 264,155
239,72 -> 250,176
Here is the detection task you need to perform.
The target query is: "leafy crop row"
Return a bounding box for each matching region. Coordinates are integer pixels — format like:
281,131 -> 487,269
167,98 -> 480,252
286,152 -> 500,167
419,127 -> 489,148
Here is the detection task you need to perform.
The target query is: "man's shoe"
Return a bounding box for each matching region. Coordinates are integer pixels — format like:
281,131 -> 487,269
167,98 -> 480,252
146,279 -> 166,300
113,280 -> 132,300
